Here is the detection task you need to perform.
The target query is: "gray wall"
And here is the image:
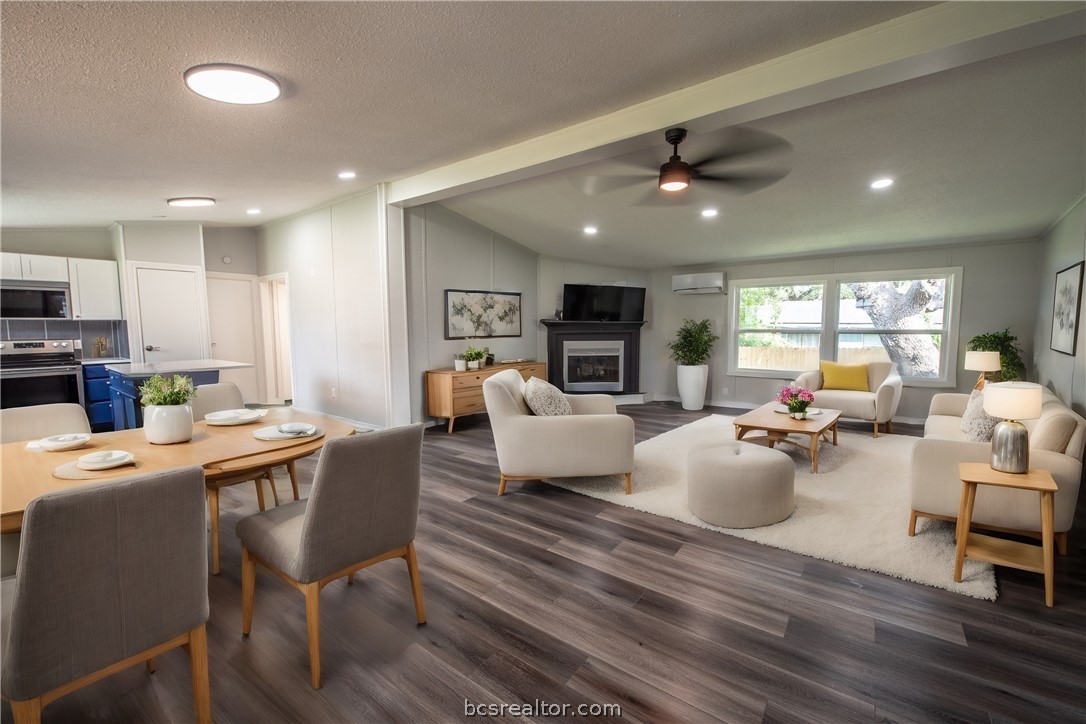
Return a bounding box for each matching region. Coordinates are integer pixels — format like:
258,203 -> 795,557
0,227 -> 113,259
1033,197 -> 1085,415
203,227 -> 258,274
646,238 -> 1043,420
405,204 -> 539,421
121,223 -> 204,266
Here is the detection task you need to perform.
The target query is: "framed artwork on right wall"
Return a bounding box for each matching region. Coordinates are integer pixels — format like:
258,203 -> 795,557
1050,260 -> 1083,356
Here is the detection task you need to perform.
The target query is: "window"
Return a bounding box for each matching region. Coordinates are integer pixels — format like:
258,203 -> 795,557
729,268 -> 960,385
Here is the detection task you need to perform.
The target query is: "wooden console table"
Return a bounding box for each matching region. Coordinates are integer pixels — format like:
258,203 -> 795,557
426,361 -> 546,432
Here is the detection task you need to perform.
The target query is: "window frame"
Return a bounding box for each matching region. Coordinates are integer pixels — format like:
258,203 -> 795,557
728,267 -> 962,387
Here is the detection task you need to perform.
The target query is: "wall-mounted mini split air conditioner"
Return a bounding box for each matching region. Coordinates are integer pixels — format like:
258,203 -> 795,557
672,272 -> 725,294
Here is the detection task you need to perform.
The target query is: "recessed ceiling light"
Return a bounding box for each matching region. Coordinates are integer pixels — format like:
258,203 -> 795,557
167,197 -> 216,207
184,64 -> 281,104
338,171 -> 357,179
701,208 -> 719,218
247,208 -> 261,215
583,226 -> 598,235
870,178 -> 894,189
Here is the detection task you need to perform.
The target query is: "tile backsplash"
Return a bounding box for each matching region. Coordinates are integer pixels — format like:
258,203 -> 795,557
1,319 -> 130,359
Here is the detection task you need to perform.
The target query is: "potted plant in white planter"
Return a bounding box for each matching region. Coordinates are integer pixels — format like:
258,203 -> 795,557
139,374 -> 197,444
453,354 -> 467,372
668,319 -> 719,411
462,346 -> 486,370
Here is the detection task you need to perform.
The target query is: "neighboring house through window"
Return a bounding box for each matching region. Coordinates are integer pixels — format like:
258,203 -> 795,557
729,268 -> 962,385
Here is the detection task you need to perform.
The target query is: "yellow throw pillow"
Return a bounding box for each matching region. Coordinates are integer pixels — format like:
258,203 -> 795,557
820,361 -> 869,391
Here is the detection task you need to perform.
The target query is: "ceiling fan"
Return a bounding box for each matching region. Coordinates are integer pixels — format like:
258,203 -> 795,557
573,126 -> 792,205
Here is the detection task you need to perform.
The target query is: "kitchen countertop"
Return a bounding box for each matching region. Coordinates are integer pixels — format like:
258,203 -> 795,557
105,359 -> 253,376
82,357 -> 130,365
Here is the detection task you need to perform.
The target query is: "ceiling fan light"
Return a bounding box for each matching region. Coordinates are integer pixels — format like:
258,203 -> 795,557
659,160 -> 691,192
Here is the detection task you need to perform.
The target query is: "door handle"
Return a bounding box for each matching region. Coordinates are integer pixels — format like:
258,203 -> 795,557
145,345 -> 161,352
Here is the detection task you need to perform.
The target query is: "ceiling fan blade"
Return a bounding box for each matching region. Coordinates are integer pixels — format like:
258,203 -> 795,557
632,186 -> 698,207
695,170 -> 790,193
569,174 -> 655,196
689,128 -> 792,170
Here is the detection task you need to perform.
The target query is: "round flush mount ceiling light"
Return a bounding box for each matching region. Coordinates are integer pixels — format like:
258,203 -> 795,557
247,208 -> 261,215
184,64 -> 281,105
701,208 -> 719,218
870,177 -> 894,189
583,226 -> 598,235
167,197 -> 216,207
338,171 -> 357,179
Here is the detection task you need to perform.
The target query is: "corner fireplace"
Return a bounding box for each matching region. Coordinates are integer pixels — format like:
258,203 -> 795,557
541,319 -> 645,394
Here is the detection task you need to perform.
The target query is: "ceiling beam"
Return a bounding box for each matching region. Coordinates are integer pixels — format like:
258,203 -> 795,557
388,1 -> 1083,207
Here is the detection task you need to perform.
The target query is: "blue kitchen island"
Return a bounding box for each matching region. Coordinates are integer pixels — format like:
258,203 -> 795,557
105,359 -> 254,430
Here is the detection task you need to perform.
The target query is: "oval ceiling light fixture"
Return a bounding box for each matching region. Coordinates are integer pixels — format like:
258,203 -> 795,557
701,208 -> 719,218
167,197 -> 216,207
247,208 -> 261,215
870,177 -> 894,190
583,225 -> 598,235
338,171 -> 357,179
184,64 -> 281,105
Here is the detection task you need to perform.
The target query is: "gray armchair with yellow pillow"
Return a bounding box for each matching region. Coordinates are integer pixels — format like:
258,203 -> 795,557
794,361 -> 903,437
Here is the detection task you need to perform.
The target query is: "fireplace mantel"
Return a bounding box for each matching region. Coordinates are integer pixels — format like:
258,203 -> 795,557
540,319 -> 646,393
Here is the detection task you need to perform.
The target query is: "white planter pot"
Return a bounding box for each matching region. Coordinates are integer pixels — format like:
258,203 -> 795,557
454,359 -> 467,372
677,364 -> 709,411
143,403 -> 194,444
467,360 -> 480,370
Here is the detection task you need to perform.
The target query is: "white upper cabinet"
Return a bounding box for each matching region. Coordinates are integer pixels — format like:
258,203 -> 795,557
1,252 -> 22,279
68,258 -> 122,320
19,254 -> 69,282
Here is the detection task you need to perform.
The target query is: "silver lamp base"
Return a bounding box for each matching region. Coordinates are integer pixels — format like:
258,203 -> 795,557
991,419 -> 1029,474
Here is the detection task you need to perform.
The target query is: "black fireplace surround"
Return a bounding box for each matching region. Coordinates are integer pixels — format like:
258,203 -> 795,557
541,319 -> 645,394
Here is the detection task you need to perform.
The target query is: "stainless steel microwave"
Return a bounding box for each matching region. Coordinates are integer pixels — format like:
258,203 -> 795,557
0,281 -> 72,319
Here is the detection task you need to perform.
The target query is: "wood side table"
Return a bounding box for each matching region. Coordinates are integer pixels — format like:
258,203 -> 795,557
955,463 -> 1058,607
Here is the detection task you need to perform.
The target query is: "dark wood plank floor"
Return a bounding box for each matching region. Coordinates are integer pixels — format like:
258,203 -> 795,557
7,402 -> 1085,723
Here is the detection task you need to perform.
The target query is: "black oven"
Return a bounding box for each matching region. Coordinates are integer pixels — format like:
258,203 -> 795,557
0,282 -> 71,319
0,340 -> 84,409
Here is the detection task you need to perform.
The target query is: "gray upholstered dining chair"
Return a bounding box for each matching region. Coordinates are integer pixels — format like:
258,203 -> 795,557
0,403 -> 93,577
237,423 -> 426,689
1,466 -> 211,724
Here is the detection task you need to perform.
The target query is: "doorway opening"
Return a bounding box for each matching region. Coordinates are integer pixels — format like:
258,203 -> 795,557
259,274 -> 294,404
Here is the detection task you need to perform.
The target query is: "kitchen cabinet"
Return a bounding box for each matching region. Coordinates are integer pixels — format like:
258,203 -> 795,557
68,258 -> 122,319
82,364 -> 114,432
426,361 -> 547,432
0,253 -> 69,282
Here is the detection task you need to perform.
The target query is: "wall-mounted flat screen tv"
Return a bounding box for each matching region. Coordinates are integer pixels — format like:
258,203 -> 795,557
562,284 -> 646,322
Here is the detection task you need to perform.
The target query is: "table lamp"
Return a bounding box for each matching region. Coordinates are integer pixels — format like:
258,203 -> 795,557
964,351 -> 1001,389
983,381 -> 1043,473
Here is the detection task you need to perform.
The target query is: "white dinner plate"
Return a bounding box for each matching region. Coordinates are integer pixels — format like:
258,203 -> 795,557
253,424 -> 321,441
77,450 -> 135,471
773,405 -> 823,416
204,409 -> 268,426
277,422 -> 316,436
38,433 -> 92,452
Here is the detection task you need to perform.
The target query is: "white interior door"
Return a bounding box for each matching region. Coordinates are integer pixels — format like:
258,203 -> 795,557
259,275 -> 293,403
206,274 -> 260,403
134,266 -> 208,362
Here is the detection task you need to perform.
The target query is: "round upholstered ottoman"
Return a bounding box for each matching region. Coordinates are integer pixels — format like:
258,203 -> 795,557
687,442 -> 795,528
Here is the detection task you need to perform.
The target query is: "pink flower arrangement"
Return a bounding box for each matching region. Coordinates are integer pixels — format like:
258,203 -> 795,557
776,384 -> 814,412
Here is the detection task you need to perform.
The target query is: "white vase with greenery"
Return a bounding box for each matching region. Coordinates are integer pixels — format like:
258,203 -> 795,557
668,319 -> 720,411
140,374 -> 197,444
463,346 -> 486,371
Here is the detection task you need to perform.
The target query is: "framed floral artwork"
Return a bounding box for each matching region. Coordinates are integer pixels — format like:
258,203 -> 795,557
444,289 -> 522,339
1050,261 -> 1083,356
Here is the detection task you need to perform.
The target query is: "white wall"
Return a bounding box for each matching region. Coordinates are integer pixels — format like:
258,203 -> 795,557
0,227 -> 114,259
404,204 -> 539,421
203,227 -> 258,274
1033,197 -> 1085,415
256,191 -> 390,428
647,238 -> 1042,419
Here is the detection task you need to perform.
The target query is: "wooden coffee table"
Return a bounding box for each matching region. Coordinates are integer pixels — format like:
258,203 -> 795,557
733,402 -> 842,473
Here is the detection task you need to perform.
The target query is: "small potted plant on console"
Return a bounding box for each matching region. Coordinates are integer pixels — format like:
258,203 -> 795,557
462,346 -> 486,370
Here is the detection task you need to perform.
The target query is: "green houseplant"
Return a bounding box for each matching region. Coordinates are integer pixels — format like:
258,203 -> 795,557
462,346 -> 486,370
668,319 -> 720,410
967,328 -> 1025,382
138,374 -> 198,444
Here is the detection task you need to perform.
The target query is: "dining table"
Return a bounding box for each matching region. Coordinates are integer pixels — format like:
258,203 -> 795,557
1,407 -> 356,573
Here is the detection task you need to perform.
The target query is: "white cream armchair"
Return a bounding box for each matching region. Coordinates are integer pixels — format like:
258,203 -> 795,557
482,370 -> 635,497
794,361 -> 902,437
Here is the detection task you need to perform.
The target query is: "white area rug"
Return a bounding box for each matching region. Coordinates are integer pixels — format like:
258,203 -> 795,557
551,414 -> 997,600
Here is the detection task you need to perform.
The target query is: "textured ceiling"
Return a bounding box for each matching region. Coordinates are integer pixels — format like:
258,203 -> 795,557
443,37 -> 1086,268
1,1 -> 931,228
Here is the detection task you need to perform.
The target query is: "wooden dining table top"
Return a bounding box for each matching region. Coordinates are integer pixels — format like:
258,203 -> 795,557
0,407 -> 356,534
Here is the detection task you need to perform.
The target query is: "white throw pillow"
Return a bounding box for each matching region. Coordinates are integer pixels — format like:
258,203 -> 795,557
523,377 -> 572,416
960,389 -> 998,442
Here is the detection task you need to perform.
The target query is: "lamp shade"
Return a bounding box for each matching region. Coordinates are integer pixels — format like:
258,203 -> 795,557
964,350 -> 1001,372
983,382 -> 1043,420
